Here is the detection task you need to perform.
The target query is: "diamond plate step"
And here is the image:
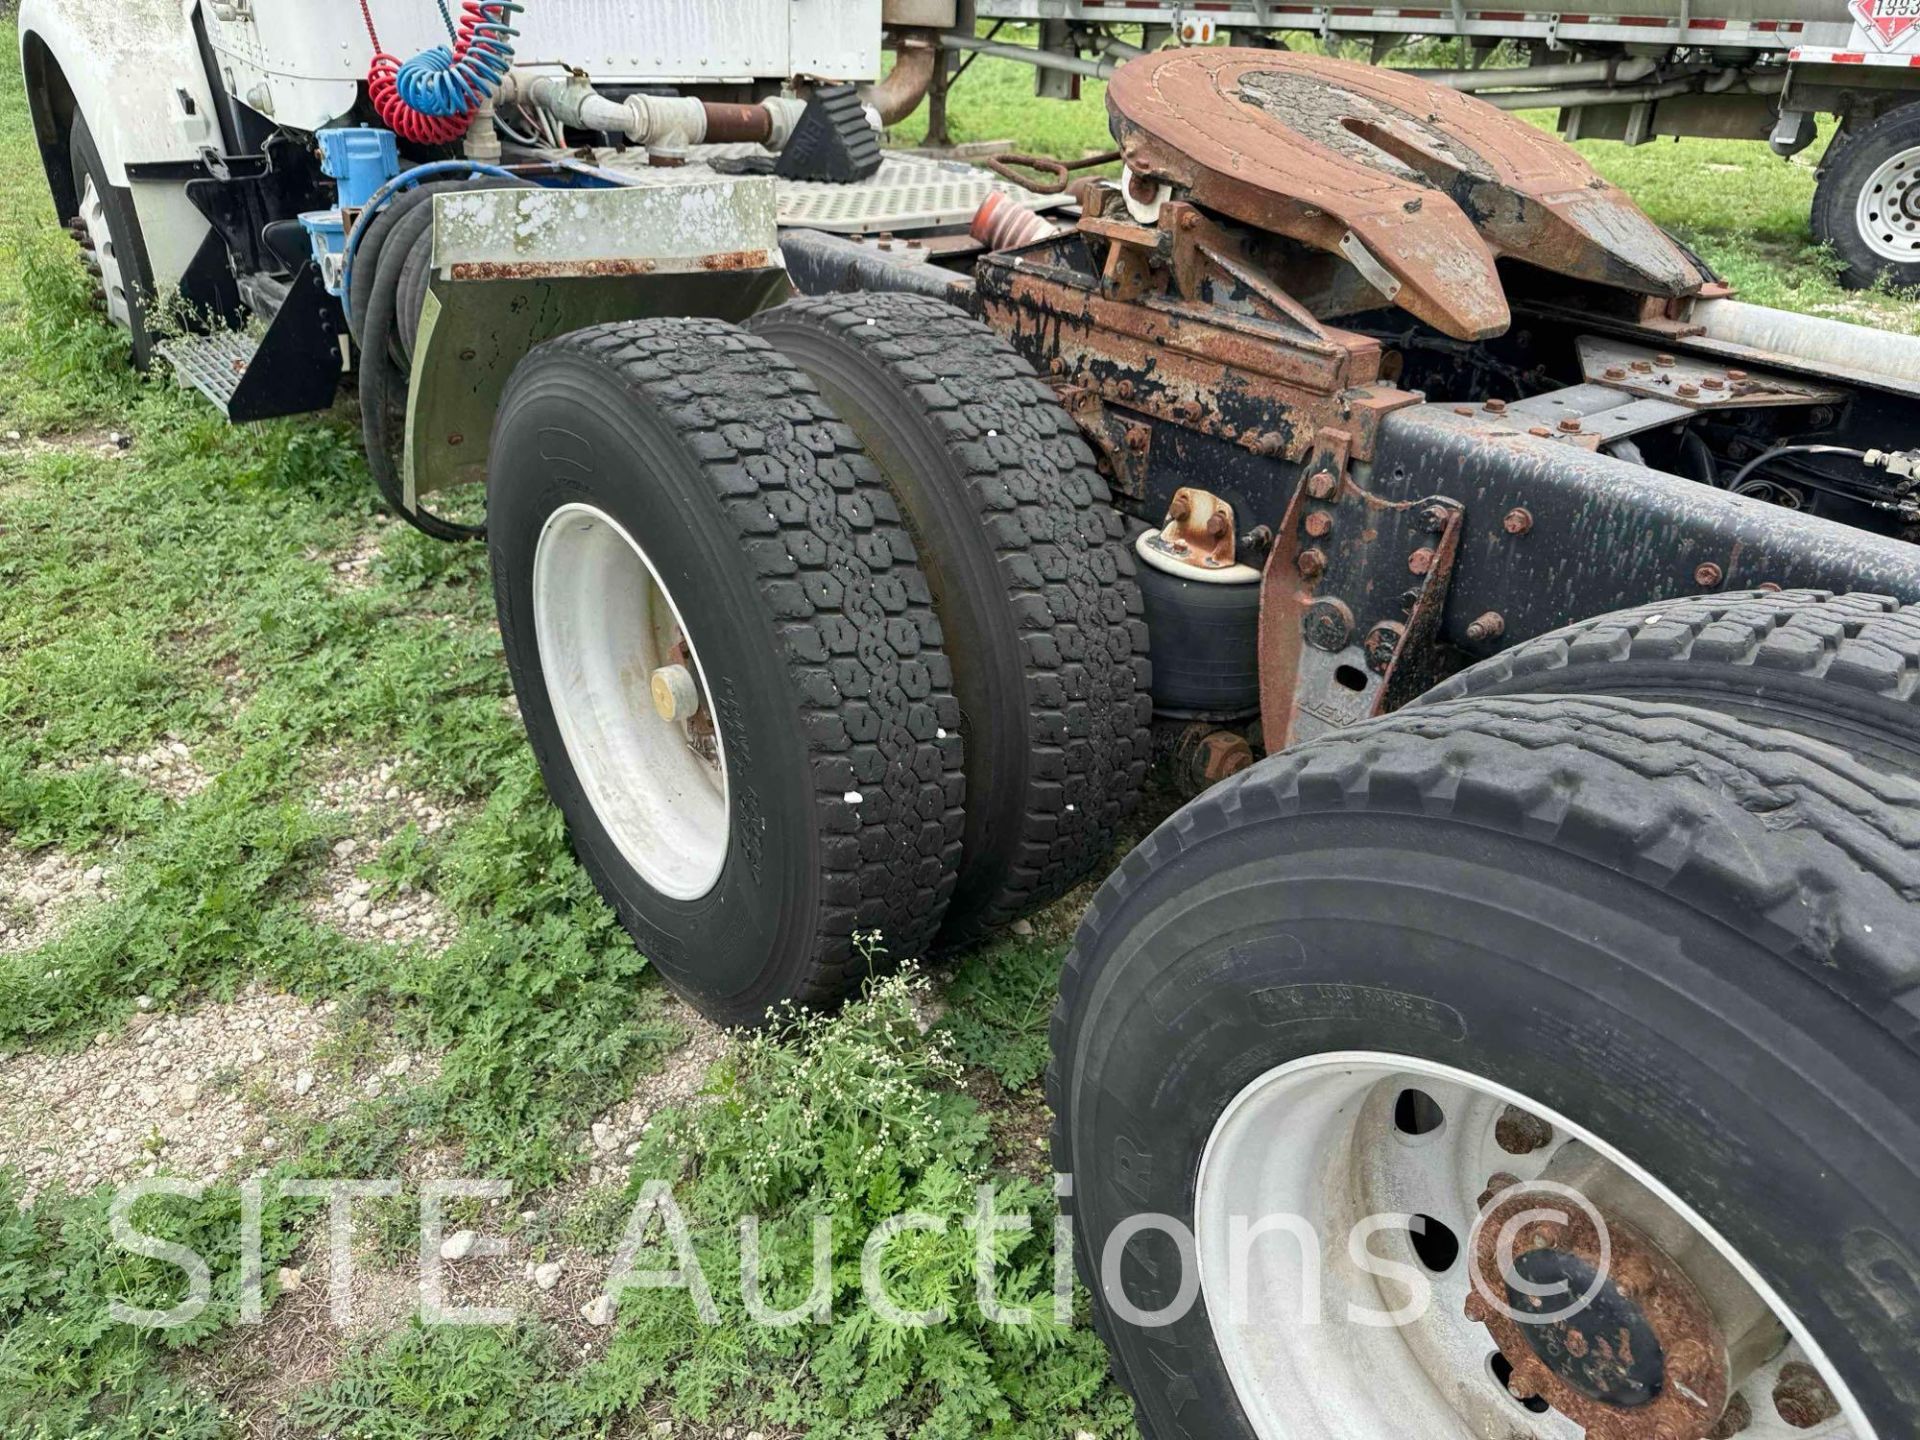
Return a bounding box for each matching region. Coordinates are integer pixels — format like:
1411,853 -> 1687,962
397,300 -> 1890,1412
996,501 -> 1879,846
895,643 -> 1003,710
158,330 -> 261,418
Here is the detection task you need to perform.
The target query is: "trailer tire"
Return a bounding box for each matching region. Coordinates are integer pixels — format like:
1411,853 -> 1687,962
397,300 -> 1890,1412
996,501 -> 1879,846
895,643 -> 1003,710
1814,102 -> 1920,291
67,111 -> 155,369
749,292 -> 1152,944
1052,693 -> 1920,1440
488,318 -> 965,1024
1417,588 -> 1920,772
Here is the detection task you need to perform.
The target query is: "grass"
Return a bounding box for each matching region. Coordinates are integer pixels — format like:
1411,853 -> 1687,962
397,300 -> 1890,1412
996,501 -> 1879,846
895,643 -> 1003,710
0,20 -> 1912,1440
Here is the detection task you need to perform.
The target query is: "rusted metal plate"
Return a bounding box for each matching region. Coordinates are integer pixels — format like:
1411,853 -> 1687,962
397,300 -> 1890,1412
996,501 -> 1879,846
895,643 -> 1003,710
1106,49 -> 1705,342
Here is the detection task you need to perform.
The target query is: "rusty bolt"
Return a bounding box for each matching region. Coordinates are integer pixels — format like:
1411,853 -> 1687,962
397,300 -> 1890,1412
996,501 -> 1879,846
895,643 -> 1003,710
1362,621 -> 1405,674
1603,364 -> 1627,380
1466,611 -> 1507,644
1631,358 -> 1654,372
459,348 -> 477,361
1303,510 -> 1333,539
1528,425 -> 1554,438
1774,1363 -> 1841,1429
1177,209 -> 1199,231
1494,1105 -> 1552,1154
1655,352 -> 1677,367
1116,378 -> 1136,400
1707,1394 -> 1754,1439
1206,511 -> 1231,540
1453,405 -> 1474,417
1557,416 -> 1582,434
1126,169 -> 1160,203
1305,469 -> 1338,499
1297,548 -> 1327,580
1125,424 -> 1152,454
1422,504 -> 1451,532
446,433 -> 464,447
1703,376 -> 1726,390
1408,547 -> 1436,576
1677,382 -> 1701,398
1502,507 -> 1534,535
1167,492 -> 1192,521
1253,433 -> 1285,458
1303,598 -> 1355,653
1695,561 -> 1724,588
1483,397 -> 1507,414
1476,1172 -> 1521,1212
1049,357 -> 1067,375
1727,368 -> 1749,382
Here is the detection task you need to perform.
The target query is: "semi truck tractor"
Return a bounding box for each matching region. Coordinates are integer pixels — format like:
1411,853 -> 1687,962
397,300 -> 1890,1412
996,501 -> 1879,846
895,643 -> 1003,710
19,4 -> 1920,1437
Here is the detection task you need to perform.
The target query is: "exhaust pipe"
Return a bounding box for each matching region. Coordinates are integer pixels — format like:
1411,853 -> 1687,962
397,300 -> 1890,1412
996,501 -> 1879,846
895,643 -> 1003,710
861,32 -> 940,127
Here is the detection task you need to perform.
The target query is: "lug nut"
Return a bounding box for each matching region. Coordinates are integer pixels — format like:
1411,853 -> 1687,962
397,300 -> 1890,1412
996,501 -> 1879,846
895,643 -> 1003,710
1696,561 -> 1724,588
1494,1104 -> 1553,1154
1483,398 -> 1507,414
1502,507 -> 1534,536
1466,611 -> 1506,644
650,664 -> 702,723
1296,547 -> 1327,579
1477,1172 -> 1521,1212
1707,1393 -> 1754,1439
1773,1362 -> 1840,1429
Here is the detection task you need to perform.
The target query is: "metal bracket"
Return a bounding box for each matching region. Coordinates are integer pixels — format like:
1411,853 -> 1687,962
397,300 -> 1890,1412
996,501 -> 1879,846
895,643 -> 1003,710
1259,427 -> 1466,748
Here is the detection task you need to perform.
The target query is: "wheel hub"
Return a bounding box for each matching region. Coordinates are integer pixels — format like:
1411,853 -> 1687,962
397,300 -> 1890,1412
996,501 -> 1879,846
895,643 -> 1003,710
1856,144 -> 1920,262
1469,1180 -> 1728,1437
74,174 -> 131,330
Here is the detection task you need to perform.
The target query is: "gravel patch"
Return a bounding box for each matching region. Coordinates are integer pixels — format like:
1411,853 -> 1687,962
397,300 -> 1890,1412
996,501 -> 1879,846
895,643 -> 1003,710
0,982 -> 431,1205
308,761 -> 458,951
60,735 -> 213,800
579,1006 -> 730,1189
0,840 -> 107,955
311,527 -> 384,591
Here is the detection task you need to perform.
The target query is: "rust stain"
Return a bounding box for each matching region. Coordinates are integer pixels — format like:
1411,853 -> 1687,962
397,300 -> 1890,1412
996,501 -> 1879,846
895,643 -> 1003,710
446,250 -> 773,281
1105,49 -> 1704,341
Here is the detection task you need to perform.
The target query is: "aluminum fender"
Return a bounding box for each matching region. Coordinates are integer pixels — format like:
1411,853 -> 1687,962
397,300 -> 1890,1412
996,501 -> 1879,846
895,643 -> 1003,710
19,0 -> 221,187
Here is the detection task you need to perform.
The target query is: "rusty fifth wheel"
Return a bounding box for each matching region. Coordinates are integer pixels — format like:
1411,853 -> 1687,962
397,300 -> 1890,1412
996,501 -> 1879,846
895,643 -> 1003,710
486,318 -> 964,1025
1050,694 -> 1919,1440
748,292 -> 1151,944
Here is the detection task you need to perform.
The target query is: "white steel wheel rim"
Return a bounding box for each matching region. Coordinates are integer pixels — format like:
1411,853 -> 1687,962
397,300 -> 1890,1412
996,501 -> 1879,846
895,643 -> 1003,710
1856,143 -> 1920,263
78,173 -> 132,331
1193,1051 -> 1874,1440
532,502 -> 729,901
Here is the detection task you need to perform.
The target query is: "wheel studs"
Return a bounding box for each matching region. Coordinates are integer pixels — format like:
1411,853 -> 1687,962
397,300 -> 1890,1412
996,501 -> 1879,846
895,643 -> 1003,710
1495,1104 -> 1554,1155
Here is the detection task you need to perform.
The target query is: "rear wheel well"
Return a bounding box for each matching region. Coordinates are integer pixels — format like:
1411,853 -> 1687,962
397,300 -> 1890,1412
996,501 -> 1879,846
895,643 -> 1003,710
21,32 -> 81,221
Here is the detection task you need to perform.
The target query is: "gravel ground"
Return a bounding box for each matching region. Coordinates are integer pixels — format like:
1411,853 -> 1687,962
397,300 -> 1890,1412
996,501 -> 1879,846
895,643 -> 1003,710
0,981 -> 435,1204
59,736 -> 212,799
0,839 -> 107,955
307,761 -> 459,950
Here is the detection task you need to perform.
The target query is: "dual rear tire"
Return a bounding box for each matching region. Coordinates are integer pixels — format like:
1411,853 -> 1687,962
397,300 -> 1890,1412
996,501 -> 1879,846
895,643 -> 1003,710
1053,597 -> 1920,1440
486,300 -> 1149,1022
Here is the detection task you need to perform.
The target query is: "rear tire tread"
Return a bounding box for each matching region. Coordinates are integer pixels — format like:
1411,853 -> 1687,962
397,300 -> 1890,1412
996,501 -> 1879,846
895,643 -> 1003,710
507,318 -> 966,1006
751,292 -> 1152,941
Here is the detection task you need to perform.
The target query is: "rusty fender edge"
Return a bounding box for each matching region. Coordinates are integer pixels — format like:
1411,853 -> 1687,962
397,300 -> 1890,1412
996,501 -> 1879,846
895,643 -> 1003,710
1371,404 -> 1920,657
